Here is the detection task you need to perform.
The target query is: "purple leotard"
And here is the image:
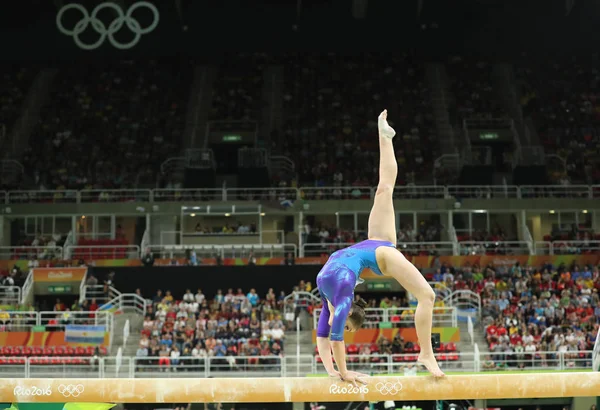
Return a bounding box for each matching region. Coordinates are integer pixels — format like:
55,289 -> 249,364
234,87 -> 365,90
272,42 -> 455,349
315,239 -> 395,341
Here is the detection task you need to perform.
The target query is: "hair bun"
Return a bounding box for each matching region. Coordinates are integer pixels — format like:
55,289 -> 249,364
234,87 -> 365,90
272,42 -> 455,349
355,298 -> 368,308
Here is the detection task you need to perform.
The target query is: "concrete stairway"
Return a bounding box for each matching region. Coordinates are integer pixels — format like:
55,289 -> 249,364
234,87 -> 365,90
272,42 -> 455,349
458,320 -> 490,355
110,312 -> 144,357
285,329 -> 314,356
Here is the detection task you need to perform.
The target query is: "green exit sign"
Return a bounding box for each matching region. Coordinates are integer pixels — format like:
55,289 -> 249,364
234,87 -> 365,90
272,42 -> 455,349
222,135 -> 242,142
480,132 -> 499,140
48,285 -> 72,294
367,282 -> 392,290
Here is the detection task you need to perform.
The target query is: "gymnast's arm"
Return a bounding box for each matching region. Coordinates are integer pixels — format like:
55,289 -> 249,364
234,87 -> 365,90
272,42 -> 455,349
315,301 -> 338,376
330,295 -> 353,379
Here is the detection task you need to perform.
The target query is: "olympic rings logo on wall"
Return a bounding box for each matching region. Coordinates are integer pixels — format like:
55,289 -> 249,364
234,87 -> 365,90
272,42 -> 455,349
56,1 -> 160,50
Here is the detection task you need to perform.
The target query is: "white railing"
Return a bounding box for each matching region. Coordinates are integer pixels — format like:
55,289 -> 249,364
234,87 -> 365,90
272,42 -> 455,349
448,226 -> 460,254
285,291 -> 320,320
0,311 -> 37,330
81,285 -> 120,305
123,320 -> 130,348
519,185 -> 594,198
467,316 -> 474,345
447,185 -> 520,199
444,290 -> 481,324
593,325 -> 600,372
148,244 -> 296,259
458,241 -> 530,255
2,185 -> 599,204
429,282 -> 452,301
0,287 -> 22,307
0,350 -> 594,378
99,292 -> 147,316
78,189 -> 152,203
66,245 -> 141,260
20,271 -> 34,305
313,307 -> 458,329
0,246 -> 63,260
480,350 -> 594,371
522,223 -> 535,255
302,242 -> 455,257
534,240 -> 600,255
0,311 -> 111,331
299,186 -> 374,200
79,272 -> 89,302
39,311 -> 112,330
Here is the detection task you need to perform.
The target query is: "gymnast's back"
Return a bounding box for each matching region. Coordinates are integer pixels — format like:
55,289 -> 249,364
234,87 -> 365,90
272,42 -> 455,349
323,238 -> 395,277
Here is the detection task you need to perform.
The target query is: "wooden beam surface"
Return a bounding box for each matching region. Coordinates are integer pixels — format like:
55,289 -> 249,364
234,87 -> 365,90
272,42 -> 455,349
2,373 -> 599,403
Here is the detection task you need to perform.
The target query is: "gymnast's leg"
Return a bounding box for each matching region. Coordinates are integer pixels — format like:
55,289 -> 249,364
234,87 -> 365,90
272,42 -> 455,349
370,110 -> 444,377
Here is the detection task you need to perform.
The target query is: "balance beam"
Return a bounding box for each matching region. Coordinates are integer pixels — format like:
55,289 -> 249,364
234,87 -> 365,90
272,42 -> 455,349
3,373 -> 599,403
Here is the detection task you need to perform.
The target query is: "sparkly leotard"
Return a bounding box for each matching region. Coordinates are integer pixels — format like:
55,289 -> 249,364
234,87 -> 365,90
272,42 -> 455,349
315,239 -> 395,341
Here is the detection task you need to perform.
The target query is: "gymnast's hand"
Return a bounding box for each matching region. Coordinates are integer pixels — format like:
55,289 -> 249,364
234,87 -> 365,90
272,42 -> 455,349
340,370 -> 368,387
327,369 -> 342,379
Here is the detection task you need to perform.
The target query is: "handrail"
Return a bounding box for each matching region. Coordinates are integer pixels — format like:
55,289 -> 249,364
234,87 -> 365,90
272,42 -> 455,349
20,271 -> 33,305
149,243 -> 297,259
0,286 -> 22,306
0,246 -> 63,259
123,319 -> 130,348
2,184 -> 599,204
313,307 -> 458,329
99,292 -> 147,316
3,350 -> 595,378
593,324 -> 600,372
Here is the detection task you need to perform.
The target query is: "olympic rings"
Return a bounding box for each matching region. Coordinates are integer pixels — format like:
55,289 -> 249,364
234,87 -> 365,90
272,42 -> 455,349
57,384 -> 85,398
56,1 -> 159,50
375,382 -> 402,395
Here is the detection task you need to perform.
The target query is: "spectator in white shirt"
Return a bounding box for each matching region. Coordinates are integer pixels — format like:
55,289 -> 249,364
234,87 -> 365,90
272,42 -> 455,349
271,324 -> 285,341
183,289 -> 194,303
195,289 -> 205,305
170,346 -> 181,369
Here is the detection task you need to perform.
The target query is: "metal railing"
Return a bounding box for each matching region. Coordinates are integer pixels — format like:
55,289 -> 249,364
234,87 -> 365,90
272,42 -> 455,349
458,241 -> 531,255
593,325 -> 600,372
0,287 -> 22,307
148,244 -> 296,259
1,184 -> 599,204
534,240 -> 600,255
78,189 -> 152,203
81,285 -> 121,305
0,246 -> 63,260
313,307 -> 458,329
123,319 -> 130,348
0,350 -> 594,378
66,245 -> 141,260
302,242 -> 456,257
0,311 -> 112,331
20,270 -> 33,305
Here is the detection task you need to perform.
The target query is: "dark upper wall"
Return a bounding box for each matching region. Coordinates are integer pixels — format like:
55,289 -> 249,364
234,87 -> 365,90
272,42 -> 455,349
1,0 -> 599,61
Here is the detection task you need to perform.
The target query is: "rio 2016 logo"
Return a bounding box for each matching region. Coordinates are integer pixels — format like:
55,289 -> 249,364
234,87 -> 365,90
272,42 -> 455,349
13,385 -> 52,396
329,383 -> 369,394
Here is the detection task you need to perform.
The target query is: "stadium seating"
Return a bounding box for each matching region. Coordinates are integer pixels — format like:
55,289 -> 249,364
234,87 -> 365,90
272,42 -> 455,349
517,55 -> 600,183
21,59 -> 192,190
281,53 -> 438,186
0,66 -> 36,131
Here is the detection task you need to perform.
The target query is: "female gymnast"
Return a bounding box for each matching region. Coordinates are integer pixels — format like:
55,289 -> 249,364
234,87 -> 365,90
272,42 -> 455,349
316,110 -> 444,385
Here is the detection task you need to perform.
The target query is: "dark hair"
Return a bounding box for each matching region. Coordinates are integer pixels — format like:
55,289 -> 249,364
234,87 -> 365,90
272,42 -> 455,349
348,298 -> 368,329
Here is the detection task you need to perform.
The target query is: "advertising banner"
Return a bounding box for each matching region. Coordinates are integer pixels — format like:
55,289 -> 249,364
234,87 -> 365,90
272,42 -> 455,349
32,268 -> 87,296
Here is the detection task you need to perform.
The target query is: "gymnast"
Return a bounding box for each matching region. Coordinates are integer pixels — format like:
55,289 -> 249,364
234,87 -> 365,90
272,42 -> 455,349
316,110 -> 445,386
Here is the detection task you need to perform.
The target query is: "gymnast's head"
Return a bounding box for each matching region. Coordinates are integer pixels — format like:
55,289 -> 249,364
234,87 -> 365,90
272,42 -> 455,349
345,298 -> 368,332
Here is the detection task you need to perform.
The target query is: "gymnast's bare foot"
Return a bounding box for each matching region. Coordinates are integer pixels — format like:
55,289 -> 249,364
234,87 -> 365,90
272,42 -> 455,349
417,353 -> 445,378
378,109 -> 396,139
